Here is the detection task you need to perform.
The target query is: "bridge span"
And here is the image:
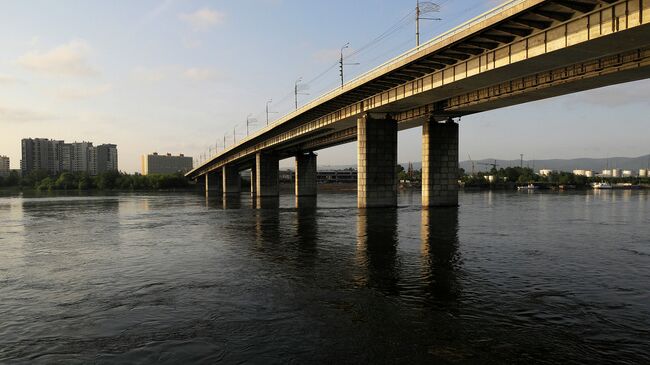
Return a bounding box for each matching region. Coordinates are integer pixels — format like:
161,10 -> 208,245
187,0 -> 650,207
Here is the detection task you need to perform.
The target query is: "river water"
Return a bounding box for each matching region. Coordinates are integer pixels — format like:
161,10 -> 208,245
0,189 -> 648,364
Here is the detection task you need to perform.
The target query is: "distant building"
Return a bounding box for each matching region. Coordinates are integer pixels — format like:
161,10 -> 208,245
601,169 -> 612,177
62,141 -> 93,173
0,155 -> 9,177
317,170 -> 357,183
21,138 -> 64,175
573,169 -> 594,177
141,153 -> 193,175
22,138 -> 117,176
640,169 -> 648,178
279,169 -> 294,183
611,168 -> 622,178
622,170 -> 634,177
539,169 -> 554,177
95,144 -> 118,174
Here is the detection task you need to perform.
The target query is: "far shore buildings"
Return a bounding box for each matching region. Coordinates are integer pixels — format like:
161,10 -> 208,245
21,138 -> 118,176
0,155 -> 9,177
141,153 -> 193,175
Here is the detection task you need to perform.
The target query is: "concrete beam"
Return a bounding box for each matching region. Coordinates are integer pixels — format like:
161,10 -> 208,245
357,114 -> 398,208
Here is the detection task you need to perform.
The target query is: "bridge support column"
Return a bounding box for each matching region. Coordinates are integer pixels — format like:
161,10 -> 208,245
250,167 -> 257,196
422,119 -> 459,207
222,165 -> 240,195
205,170 -> 222,194
357,113 -> 398,208
256,152 -> 279,197
295,152 -> 317,197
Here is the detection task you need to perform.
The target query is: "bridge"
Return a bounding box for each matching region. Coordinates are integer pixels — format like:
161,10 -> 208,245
186,0 -> 650,208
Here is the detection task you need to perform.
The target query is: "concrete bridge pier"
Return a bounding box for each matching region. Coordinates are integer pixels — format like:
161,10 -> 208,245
222,165 -> 241,195
422,118 -> 459,207
357,113 -> 398,208
255,152 -> 279,197
205,170 -> 222,195
250,167 -> 257,197
295,152 -> 317,197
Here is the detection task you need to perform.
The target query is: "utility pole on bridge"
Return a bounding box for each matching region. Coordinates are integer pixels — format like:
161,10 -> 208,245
340,43 -> 359,88
416,1 -> 442,47
294,77 -> 309,110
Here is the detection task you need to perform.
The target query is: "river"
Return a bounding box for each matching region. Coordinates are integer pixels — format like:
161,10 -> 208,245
0,189 -> 648,364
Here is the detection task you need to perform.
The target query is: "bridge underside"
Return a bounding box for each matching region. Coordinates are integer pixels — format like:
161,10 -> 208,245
189,0 -> 650,208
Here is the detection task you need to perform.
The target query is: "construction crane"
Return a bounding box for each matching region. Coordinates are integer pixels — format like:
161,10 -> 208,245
467,154 -> 475,176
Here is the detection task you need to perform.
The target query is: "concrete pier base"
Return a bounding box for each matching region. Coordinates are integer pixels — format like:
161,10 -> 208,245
422,119 -> 459,207
295,152 -> 317,197
256,152 -> 279,197
357,114 -> 398,208
222,165 -> 240,195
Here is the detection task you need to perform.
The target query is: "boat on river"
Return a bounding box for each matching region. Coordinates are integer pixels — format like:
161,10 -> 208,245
591,182 -> 613,189
517,183 -> 539,190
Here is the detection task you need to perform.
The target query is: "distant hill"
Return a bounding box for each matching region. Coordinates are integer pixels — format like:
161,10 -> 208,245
318,154 -> 650,173
460,155 -> 650,173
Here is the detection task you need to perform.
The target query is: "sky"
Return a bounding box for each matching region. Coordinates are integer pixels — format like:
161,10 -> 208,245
1,0 -> 648,173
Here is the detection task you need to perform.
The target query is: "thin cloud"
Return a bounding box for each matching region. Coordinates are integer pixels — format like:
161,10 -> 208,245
180,8 -> 225,31
184,67 -> 220,82
132,66 -> 168,82
182,38 -> 203,49
140,0 -> 176,26
55,83 -> 112,100
0,105 -> 54,123
0,74 -> 18,84
16,40 -> 97,77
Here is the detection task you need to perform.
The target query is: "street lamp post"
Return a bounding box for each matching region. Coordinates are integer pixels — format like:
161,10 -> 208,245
294,77 -> 309,110
265,100 -> 272,126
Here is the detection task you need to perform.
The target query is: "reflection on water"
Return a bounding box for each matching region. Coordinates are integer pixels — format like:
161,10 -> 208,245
421,207 -> 461,307
356,208 -> 399,294
0,190 -> 649,363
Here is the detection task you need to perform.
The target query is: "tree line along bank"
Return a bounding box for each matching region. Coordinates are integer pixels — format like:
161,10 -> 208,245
0,170 -> 190,191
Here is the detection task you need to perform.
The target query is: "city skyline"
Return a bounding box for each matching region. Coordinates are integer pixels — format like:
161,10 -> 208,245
1,0 -> 649,173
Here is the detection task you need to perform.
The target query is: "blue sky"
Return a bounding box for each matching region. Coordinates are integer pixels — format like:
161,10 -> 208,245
1,0 -> 648,172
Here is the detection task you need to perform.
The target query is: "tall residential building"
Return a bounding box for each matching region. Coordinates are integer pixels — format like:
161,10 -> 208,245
0,155 -> 9,177
95,144 -> 118,174
64,141 -> 94,173
21,138 -> 118,176
21,138 -> 64,175
141,153 -> 193,175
